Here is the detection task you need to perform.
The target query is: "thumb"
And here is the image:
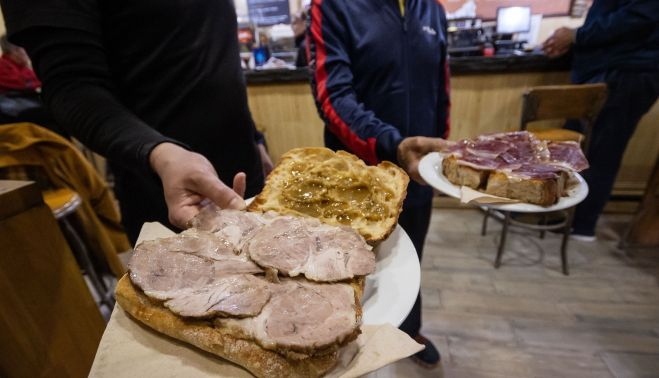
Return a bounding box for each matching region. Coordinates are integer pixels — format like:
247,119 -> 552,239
233,172 -> 247,198
193,174 -> 246,210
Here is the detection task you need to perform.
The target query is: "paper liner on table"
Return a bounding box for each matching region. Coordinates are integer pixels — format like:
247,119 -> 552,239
460,186 -> 521,205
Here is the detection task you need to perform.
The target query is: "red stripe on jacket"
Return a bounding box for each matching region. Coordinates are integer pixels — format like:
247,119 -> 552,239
310,0 -> 378,165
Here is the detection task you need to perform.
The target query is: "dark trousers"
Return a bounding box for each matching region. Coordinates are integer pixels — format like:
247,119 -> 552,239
398,189 -> 433,337
568,71 -> 659,235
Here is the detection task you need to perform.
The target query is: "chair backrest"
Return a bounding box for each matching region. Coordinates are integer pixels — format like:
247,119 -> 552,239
520,84 -> 607,152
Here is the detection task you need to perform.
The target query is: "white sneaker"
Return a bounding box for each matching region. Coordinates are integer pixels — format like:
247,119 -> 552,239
570,233 -> 596,242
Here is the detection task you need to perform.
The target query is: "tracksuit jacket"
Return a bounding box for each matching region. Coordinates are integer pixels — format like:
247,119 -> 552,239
308,0 -> 450,204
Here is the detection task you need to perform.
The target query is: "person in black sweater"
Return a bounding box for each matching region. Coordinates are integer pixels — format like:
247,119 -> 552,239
543,0 -> 659,241
0,0 -> 273,243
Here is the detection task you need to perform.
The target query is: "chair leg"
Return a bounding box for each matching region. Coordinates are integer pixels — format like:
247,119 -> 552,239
60,217 -> 115,308
481,208 -> 490,236
539,214 -> 547,239
494,211 -> 510,269
560,209 -> 574,276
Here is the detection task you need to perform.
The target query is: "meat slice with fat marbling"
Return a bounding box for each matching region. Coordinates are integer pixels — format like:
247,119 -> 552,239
191,205 -> 268,250
164,274 -> 271,318
219,279 -> 359,352
244,216 -> 375,282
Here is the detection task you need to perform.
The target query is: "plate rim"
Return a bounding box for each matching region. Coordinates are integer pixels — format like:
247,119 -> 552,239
419,151 -> 590,213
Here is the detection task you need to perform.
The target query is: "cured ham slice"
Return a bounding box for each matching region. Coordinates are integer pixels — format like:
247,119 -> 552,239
442,131 -> 588,178
547,141 -> 589,172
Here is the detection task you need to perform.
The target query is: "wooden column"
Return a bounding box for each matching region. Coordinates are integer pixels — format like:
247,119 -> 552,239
0,180 -> 105,378
622,156 -> 659,249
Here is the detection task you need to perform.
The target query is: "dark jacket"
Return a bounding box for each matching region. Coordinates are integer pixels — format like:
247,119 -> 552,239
308,0 -> 450,166
573,0 -> 659,83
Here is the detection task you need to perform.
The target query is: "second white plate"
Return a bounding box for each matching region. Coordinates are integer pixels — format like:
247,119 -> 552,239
418,152 -> 589,213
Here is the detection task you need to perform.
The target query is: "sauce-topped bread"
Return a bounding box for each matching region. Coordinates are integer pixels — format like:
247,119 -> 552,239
248,147 -> 409,243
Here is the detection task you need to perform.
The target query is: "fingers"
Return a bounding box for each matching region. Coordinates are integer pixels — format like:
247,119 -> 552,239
195,173 -> 246,211
169,205 -> 200,229
233,172 -> 247,198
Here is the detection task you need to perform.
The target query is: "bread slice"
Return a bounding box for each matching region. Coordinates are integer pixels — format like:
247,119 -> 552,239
441,155 -> 488,189
115,274 -> 365,378
248,148 -> 409,243
484,171 -> 562,207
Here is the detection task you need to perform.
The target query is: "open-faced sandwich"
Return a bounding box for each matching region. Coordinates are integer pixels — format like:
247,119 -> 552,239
440,131 -> 589,206
115,148 -> 410,377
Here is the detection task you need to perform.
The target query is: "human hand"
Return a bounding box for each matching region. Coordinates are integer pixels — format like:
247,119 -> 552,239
149,143 -> 246,228
542,27 -> 575,58
257,143 -> 274,177
397,136 -> 451,184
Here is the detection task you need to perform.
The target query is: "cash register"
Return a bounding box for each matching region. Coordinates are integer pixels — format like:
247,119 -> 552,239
493,6 -> 531,54
447,6 -> 532,57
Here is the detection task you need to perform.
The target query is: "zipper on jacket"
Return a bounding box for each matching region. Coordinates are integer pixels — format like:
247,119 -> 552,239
402,1 -> 410,136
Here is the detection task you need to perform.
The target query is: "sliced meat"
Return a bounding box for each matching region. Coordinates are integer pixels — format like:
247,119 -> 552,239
129,232 -> 262,300
244,216 -> 375,282
129,240 -> 215,300
547,141 -> 589,172
305,226 -> 375,281
191,205 -> 267,250
244,217 -> 315,275
220,279 -> 358,352
157,229 -> 263,275
164,274 -> 271,318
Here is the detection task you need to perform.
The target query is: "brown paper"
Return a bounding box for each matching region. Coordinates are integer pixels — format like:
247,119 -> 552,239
460,186 -> 520,205
89,222 -> 424,377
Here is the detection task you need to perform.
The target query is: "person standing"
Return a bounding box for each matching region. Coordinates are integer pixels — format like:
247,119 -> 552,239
543,0 -> 659,241
308,0 -> 450,368
0,0 -> 274,243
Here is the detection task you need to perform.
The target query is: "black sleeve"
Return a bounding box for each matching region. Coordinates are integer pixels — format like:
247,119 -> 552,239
2,0 -> 181,173
575,0 -> 659,49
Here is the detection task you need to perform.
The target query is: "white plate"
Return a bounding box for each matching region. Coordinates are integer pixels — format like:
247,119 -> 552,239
418,152 -> 589,213
363,224 -> 420,326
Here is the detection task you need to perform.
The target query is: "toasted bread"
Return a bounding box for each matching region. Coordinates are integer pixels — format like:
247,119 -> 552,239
248,148 -> 409,243
441,155 -> 488,189
115,274 -> 365,378
484,171 -> 561,207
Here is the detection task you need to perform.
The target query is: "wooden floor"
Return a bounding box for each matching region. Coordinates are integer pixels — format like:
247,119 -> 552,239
369,208 -> 659,378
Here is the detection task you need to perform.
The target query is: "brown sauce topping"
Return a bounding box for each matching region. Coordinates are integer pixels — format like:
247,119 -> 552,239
281,161 -> 392,224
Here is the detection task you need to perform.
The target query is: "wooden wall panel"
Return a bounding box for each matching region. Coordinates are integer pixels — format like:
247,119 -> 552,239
247,72 -> 659,196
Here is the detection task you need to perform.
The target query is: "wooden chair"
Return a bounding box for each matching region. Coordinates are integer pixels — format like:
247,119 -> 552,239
521,83 -> 607,154
482,84 -> 607,275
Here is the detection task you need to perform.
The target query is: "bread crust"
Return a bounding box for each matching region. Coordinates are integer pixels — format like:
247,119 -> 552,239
442,155 -> 563,206
115,275 -> 347,378
248,147 -> 408,243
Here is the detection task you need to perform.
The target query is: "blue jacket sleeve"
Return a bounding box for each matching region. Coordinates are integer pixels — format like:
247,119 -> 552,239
308,0 -> 403,165
438,6 -> 451,139
575,0 -> 659,49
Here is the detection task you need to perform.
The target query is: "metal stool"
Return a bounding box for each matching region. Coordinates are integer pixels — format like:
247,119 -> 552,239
43,188 -> 115,309
481,84 -> 607,275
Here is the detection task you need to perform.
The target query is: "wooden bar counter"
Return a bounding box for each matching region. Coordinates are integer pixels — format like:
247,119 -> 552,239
246,56 -> 659,196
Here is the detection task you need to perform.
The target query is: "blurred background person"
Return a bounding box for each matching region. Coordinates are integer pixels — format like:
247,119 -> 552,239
308,0 -> 451,368
543,0 -> 659,241
0,35 -> 65,135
